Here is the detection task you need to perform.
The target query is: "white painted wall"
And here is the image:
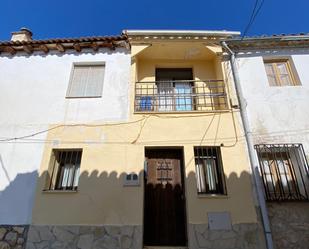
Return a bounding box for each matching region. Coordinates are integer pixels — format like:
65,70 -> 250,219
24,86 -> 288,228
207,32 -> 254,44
235,50 -> 309,157
0,48 -> 130,224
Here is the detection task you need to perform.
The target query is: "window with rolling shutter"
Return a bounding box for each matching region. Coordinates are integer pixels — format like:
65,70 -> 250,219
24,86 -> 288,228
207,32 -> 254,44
66,63 -> 105,98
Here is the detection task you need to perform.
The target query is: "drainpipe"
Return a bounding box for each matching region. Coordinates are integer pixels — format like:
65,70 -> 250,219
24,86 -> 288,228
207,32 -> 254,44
221,41 -> 274,249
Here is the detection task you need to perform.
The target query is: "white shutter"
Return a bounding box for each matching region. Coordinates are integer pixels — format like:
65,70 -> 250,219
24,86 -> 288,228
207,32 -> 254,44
67,64 -> 105,97
84,65 -> 105,97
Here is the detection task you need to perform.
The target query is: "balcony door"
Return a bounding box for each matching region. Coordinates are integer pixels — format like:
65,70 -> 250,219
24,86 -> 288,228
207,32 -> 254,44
156,68 -> 193,111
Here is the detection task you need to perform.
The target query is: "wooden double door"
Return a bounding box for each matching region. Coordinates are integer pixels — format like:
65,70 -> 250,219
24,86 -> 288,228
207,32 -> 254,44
144,148 -> 187,246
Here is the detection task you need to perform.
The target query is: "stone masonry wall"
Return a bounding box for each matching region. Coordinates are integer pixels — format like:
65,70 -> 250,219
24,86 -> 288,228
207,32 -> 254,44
25,225 -> 142,249
0,225 -> 28,249
189,223 -> 266,249
267,202 -> 309,249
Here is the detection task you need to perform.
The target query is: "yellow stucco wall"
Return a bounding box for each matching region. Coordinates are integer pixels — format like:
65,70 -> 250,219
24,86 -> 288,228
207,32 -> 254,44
31,40 -> 258,228
32,113 -> 257,225
137,59 -> 217,82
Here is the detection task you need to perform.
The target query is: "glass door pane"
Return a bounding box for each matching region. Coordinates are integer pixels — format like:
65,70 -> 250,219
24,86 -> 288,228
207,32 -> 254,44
157,81 -> 173,111
175,82 -> 192,111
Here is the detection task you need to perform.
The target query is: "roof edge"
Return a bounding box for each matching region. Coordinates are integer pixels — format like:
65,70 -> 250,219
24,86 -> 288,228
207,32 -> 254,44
223,34 -> 309,50
124,29 -> 241,37
0,34 -> 129,56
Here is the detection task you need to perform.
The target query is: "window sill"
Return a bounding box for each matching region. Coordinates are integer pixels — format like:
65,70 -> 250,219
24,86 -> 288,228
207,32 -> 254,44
197,194 -> 229,199
42,190 -> 78,194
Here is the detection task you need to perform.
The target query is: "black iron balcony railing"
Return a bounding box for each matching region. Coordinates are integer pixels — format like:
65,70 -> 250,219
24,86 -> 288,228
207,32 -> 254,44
134,80 -> 228,112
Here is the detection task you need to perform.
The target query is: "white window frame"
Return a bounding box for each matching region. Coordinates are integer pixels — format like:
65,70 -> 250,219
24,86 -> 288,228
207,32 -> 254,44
66,62 -> 105,98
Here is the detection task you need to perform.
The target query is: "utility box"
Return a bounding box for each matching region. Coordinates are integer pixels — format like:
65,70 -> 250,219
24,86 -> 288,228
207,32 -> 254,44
124,173 -> 140,186
208,212 -> 232,230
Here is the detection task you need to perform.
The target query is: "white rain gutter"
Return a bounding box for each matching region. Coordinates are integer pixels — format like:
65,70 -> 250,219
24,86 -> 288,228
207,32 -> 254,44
221,41 -> 274,249
124,30 -> 240,37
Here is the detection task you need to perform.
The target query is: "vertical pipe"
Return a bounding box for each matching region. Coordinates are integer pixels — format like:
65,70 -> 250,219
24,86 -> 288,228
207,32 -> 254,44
221,41 -> 274,249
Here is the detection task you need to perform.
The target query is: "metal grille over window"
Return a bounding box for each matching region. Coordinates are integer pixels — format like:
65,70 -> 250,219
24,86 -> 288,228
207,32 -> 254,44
135,80 -> 227,112
255,144 -> 309,201
67,64 -> 105,98
46,149 -> 82,191
194,147 -> 226,195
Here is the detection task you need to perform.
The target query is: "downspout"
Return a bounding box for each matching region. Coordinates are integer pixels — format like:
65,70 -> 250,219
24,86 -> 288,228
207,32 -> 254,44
221,41 -> 274,249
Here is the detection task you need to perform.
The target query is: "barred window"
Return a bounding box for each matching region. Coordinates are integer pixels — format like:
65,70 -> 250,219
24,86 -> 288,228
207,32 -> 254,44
194,147 -> 226,195
45,149 -> 82,191
255,144 -> 309,201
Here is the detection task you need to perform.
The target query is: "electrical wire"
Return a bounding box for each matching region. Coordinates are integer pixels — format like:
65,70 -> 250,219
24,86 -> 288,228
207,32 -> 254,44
242,0 -> 265,39
243,0 -> 259,37
0,117 -> 148,142
0,112 -> 232,142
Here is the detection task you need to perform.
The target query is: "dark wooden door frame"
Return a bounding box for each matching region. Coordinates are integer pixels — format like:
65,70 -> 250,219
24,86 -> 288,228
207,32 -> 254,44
143,146 -> 188,247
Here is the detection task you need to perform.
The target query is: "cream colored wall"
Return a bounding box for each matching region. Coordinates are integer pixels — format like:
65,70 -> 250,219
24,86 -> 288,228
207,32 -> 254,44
32,112 -> 257,225
32,122 -> 145,225
0,49 -> 130,225
32,42 -> 257,227
137,59 -> 217,82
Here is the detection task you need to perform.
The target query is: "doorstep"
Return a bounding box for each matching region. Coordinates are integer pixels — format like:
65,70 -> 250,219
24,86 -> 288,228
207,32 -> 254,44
144,247 -> 188,249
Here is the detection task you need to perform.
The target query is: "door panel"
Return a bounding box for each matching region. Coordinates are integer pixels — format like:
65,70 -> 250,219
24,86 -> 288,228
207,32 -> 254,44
144,149 -> 186,246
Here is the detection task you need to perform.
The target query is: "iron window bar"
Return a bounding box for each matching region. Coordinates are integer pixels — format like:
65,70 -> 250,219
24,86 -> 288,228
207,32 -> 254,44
194,146 -> 227,195
47,149 -> 82,191
255,144 -> 309,201
134,79 -> 228,112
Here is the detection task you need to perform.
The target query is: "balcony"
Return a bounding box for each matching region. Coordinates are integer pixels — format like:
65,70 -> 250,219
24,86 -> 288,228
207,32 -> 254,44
134,79 -> 228,112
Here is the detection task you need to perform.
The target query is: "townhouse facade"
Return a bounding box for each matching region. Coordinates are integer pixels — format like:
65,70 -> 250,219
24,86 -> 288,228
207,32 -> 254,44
0,28 -> 131,249
124,30 -> 264,249
0,28 -> 264,249
0,28 -> 308,249
224,36 -> 309,249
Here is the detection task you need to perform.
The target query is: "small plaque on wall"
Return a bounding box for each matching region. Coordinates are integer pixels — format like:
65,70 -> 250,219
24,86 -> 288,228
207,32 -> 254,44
123,173 -> 140,186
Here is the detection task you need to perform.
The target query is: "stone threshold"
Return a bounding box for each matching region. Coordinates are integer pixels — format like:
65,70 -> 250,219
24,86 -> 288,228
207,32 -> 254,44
144,247 -> 188,249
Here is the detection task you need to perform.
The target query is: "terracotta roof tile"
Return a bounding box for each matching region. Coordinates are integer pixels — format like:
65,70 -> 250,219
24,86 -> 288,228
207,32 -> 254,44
0,35 -> 127,46
0,34 -> 129,55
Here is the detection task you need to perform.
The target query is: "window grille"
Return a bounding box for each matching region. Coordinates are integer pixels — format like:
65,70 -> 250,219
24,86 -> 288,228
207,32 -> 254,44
46,149 -> 82,191
255,144 -> 309,201
66,63 -> 105,98
194,147 -> 226,195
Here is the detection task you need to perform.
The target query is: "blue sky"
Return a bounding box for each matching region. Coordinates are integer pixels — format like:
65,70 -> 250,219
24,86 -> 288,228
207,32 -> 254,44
0,0 -> 308,40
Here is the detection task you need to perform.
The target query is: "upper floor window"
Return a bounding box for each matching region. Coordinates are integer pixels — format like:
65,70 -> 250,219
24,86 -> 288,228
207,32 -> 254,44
264,59 -> 299,87
45,149 -> 82,191
255,144 -> 309,201
194,146 -> 227,195
66,63 -> 105,98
